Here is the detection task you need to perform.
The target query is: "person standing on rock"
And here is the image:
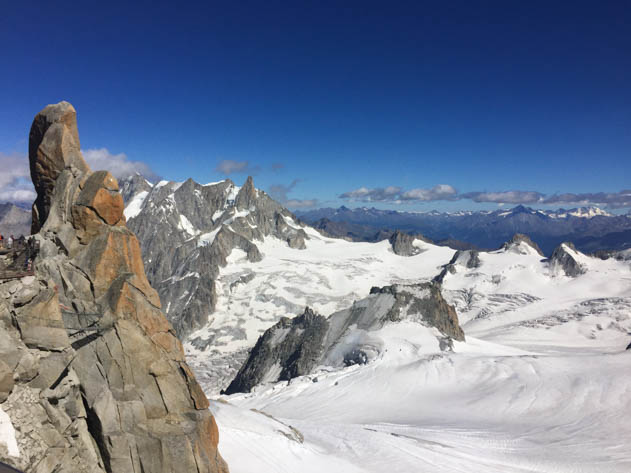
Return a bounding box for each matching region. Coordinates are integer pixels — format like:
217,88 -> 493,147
0,234 -> 3,248
7,235 -> 13,249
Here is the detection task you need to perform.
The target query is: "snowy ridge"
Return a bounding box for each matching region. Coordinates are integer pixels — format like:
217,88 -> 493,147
185,231 -> 454,389
211,238 -> 631,473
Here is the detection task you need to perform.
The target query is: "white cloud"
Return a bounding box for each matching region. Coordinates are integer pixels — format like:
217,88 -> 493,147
215,159 -> 260,175
0,153 -> 35,204
340,184 -> 456,202
543,190 -> 631,208
268,179 -> 318,209
461,190 -> 544,204
284,198 -> 319,209
400,184 -> 458,201
339,186 -> 402,202
82,148 -> 158,181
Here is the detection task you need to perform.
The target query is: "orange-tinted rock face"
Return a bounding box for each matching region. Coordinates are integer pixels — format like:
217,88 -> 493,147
76,170 -> 124,226
4,101 -> 230,473
29,101 -> 90,233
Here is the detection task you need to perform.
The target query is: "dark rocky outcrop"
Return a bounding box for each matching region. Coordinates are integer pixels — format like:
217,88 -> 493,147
434,249 -> 481,283
389,230 -> 420,256
226,282 -> 464,394
549,242 -> 587,277
0,102 -> 228,473
224,307 -> 328,395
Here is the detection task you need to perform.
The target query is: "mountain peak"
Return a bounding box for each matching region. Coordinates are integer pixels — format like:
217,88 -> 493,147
235,175 -> 256,209
502,233 -> 544,256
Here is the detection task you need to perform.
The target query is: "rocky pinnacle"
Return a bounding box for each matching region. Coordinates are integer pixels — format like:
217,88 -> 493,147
0,102 -> 228,473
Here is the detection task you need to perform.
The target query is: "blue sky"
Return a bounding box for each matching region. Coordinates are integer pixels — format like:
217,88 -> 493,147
1,1 -> 630,211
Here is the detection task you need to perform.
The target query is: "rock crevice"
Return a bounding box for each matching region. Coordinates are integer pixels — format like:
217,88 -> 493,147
0,102 -> 228,473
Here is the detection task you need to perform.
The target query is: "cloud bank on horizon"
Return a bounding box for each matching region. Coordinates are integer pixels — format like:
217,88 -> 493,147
339,185 -> 631,209
0,148 -> 159,204
82,148 -> 160,182
268,179 -> 319,209
215,159 -> 261,176
1,149 -> 629,210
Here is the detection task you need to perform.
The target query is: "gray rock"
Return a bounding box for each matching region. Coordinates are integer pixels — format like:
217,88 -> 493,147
29,101 -> 90,233
389,230 -> 421,256
0,359 -> 14,403
0,102 -> 229,473
549,242 -> 587,277
226,282 -> 464,393
224,307 -> 328,394
119,173 -> 153,204
434,249 -> 481,283
502,234 -> 544,256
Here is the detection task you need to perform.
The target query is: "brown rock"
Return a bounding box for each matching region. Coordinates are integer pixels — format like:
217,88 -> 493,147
2,101 -> 229,473
76,229 -> 160,306
181,363 -> 210,410
29,101 -> 90,233
76,171 -> 124,225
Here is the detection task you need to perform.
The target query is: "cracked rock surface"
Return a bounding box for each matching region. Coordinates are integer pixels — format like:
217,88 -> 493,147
0,102 -> 228,473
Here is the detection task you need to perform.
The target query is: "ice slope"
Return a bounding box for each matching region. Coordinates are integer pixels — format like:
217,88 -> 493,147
210,241 -> 631,473
186,229 -> 455,391
442,242 -> 631,351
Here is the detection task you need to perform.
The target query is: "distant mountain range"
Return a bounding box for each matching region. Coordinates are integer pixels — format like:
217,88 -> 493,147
296,205 -> 631,255
0,202 -> 31,237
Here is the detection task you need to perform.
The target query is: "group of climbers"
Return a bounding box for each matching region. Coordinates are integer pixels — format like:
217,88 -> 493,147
0,234 -> 38,277
0,234 -> 13,248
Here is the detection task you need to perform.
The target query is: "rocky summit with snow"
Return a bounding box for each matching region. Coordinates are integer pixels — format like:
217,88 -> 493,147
224,281 -> 464,394
0,102 -> 228,473
121,174 -> 308,340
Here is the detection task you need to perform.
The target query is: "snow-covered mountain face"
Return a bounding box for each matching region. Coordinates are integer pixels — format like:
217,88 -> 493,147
298,204 -> 631,254
121,175 -> 308,338
225,281 -> 464,395
214,237 -> 631,473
